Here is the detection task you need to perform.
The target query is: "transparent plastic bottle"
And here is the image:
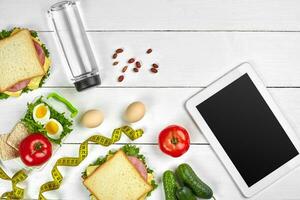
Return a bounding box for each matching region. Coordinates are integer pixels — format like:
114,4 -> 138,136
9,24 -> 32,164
48,1 -> 101,91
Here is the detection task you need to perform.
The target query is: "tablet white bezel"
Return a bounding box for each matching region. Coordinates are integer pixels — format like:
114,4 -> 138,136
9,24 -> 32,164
186,62 -> 300,197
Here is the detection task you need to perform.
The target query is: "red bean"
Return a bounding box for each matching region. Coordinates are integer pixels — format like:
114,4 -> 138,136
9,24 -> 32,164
122,66 -> 128,73
128,58 -> 135,63
116,48 -> 124,53
118,75 -> 124,82
150,68 -> 158,73
135,61 -> 142,68
112,53 -> 118,59
152,63 -> 159,68
146,48 -> 152,54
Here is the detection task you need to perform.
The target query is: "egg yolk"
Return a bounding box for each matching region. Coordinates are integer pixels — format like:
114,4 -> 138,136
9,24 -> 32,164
45,121 -> 59,135
36,105 -> 47,118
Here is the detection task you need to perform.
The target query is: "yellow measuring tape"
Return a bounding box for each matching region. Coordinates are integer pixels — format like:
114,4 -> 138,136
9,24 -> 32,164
0,125 -> 143,200
0,168 -> 28,200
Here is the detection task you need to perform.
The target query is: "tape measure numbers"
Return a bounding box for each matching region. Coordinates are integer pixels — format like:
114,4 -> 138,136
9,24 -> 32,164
0,169 -> 27,200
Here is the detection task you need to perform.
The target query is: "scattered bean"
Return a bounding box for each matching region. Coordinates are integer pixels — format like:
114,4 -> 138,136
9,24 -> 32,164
112,48 -> 159,82
128,58 -> 135,63
150,68 -> 158,73
135,61 -> 142,68
116,48 -> 124,53
152,63 -> 159,68
146,48 -> 152,54
118,75 -> 124,82
122,66 -> 128,73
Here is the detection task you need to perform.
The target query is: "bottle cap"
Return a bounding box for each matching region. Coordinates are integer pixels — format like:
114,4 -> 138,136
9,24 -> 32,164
74,75 -> 101,91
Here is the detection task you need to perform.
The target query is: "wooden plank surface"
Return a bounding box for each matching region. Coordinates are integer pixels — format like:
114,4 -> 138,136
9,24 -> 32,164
1,88 -> 300,145
1,0 -> 300,199
37,32 -> 300,87
1,0 -> 300,31
2,145 -> 300,200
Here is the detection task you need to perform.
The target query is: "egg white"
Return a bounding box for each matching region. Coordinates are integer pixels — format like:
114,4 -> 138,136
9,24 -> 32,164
44,118 -> 63,140
33,103 -> 50,124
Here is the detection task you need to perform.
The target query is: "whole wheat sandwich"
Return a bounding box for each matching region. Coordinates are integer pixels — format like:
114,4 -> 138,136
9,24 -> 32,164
0,28 -> 51,99
82,145 -> 157,200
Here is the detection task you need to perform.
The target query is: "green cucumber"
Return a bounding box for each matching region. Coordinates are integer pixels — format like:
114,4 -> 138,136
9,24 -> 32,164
175,163 -> 214,199
176,186 -> 196,200
162,170 -> 178,200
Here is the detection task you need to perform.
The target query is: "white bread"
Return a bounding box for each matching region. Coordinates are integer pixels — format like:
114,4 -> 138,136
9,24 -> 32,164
85,165 -> 148,200
0,29 -> 45,92
83,150 -> 152,200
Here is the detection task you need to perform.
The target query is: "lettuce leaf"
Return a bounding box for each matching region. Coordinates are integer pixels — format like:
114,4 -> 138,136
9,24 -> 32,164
0,93 -> 9,99
0,29 -> 13,39
21,96 -> 73,145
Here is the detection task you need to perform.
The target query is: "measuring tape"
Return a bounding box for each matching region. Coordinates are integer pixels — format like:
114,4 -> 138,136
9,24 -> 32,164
0,168 -> 28,200
0,125 -> 143,200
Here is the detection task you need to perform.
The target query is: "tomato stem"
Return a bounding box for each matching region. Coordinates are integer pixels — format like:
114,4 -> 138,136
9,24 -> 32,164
171,137 -> 178,145
34,142 -> 43,151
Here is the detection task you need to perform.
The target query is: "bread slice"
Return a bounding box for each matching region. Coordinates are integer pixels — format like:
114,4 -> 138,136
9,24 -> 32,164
85,165 -> 148,200
0,29 -> 45,92
6,122 -> 29,150
0,134 -> 19,160
83,150 -> 152,200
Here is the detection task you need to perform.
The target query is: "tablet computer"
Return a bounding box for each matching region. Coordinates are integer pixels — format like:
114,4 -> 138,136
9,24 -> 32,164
186,62 -> 300,197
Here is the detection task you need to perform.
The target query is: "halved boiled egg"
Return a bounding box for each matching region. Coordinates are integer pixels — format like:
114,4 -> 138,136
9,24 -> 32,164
33,103 -> 50,124
44,119 -> 63,140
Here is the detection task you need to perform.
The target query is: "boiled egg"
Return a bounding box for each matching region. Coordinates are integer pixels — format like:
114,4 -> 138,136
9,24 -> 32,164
44,119 -> 63,140
33,103 -> 50,124
123,101 -> 146,123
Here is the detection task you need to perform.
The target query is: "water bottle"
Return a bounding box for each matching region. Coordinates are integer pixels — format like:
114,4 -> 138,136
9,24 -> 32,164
48,1 -> 101,91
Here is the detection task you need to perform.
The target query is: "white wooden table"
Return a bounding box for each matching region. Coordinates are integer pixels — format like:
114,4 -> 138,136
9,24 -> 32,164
1,0 -> 300,199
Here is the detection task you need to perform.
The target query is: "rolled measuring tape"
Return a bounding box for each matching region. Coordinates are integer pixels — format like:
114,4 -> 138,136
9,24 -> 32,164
0,125 -> 143,200
0,168 -> 28,200
38,125 -> 143,200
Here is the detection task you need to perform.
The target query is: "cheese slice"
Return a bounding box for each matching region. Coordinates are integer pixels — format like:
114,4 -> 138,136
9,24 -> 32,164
3,90 -> 22,97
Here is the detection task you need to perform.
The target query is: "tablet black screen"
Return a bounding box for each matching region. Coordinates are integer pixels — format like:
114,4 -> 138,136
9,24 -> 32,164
196,73 -> 299,186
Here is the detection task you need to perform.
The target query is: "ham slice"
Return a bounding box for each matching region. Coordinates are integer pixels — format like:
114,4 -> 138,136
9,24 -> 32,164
127,156 -> 148,181
33,40 -> 45,66
6,40 -> 45,92
7,79 -> 31,92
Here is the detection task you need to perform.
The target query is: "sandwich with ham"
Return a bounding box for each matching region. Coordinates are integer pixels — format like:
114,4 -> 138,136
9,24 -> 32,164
0,28 -> 51,99
82,144 -> 157,200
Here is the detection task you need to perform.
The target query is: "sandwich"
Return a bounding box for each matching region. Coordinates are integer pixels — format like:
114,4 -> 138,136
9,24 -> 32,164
82,145 -> 157,200
0,28 -> 51,99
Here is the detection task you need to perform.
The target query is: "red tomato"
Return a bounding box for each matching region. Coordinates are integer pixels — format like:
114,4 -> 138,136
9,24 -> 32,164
19,133 -> 52,166
158,125 -> 190,157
